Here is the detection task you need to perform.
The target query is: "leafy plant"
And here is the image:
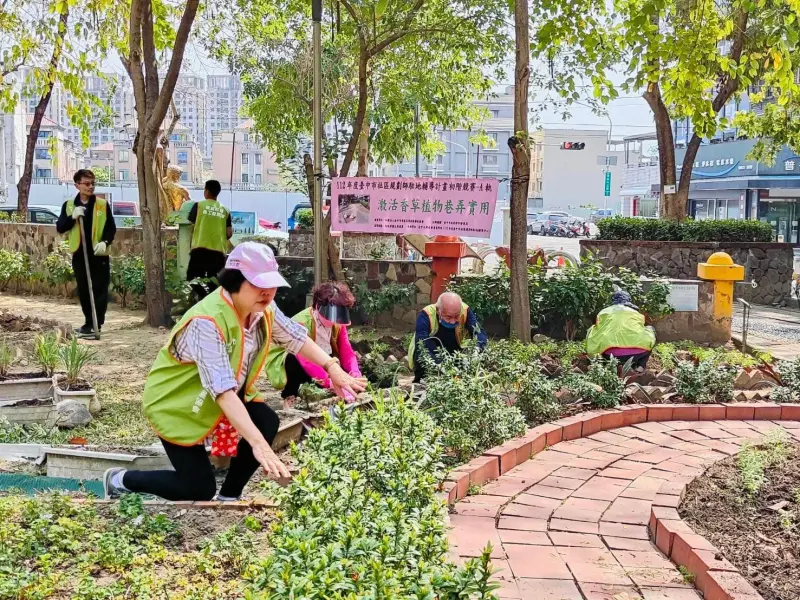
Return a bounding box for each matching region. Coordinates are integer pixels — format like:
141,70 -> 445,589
678,566 -> 696,585
367,242 -> 395,260
361,351 -> 408,388
0,249 -> 26,291
121,217 -> 136,227
597,217 -> 773,243
32,332 -> 60,377
585,356 -> 627,408
738,430 -> 792,496
58,337 -> 96,388
354,281 -> 415,322
43,242 -> 74,296
248,393 -> 499,598
294,207 -> 313,229
111,255 -> 146,307
674,360 -> 735,404
515,370 -> 561,425
0,338 -> 16,377
775,356 -> 800,401
296,382 -> 331,410
421,350 -> 526,463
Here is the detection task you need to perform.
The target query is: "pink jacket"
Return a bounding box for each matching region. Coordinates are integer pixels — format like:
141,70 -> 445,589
296,324 -> 361,388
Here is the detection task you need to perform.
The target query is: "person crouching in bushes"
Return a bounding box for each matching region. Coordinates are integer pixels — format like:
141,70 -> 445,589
586,290 -> 656,372
266,281 -> 362,405
102,242 -> 367,501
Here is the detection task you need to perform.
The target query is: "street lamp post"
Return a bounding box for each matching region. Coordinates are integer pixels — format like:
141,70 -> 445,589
439,136 -> 470,177
312,0 -> 324,286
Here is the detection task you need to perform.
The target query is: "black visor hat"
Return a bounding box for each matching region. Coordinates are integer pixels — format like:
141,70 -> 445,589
318,304 -> 351,325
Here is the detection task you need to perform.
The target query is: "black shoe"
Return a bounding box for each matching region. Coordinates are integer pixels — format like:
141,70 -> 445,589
76,324 -> 93,336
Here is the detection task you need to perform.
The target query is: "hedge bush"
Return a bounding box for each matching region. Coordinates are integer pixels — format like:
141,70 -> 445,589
596,217 -> 773,242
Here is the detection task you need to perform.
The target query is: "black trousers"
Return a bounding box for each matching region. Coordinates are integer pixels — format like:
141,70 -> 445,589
602,350 -> 651,369
122,401 -> 281,501
72,252 -> 110,328
186,248 -> 226,300
282,353 -> 312,398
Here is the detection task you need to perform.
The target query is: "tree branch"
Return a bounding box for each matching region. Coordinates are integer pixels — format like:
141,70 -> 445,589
142,0 -> 160,114
712,9 -> 749,113
367,0 -> 426,57
148,0 -> 201,137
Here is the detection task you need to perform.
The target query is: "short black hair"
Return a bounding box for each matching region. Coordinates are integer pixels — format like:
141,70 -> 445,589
73,169 -> 95,184
217,268 -> 246,293
205,180 -> 222,198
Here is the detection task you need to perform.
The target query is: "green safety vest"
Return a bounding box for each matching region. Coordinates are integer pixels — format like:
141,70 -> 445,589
142,288 -> 274,446
586,304 -> 656,356
191,200 -> 229,253
407,303 -> 469,370
65,197 -> 107,254
264,307 -> 339,390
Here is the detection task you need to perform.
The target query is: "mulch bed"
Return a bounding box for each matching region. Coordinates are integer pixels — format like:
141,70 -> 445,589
680,444 -> 800,600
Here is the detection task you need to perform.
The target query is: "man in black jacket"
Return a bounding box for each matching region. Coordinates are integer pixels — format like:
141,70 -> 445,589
56,169 -> 117,336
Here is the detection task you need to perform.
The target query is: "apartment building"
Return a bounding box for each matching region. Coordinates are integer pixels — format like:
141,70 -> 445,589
29,116 -> 83,183
211,120 -> 281,188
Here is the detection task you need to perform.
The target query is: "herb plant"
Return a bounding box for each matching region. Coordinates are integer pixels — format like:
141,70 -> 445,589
32,332 -> 60,377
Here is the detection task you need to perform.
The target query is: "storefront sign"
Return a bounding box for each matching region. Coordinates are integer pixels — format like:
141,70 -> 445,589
667,283 -> 699,312
331,177 -> 499,237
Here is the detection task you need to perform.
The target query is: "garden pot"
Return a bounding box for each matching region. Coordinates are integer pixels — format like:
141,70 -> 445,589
0,375 -> 53,404
43,445 -> 172,481
53,376 -> 99,415
0,398 -> 56,426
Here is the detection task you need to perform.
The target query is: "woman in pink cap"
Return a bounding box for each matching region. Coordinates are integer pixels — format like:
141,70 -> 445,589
102,242 -> 367,501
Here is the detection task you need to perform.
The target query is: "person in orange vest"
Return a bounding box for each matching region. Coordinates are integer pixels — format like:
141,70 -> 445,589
55,169 -> 117,337
408,292 -> 488,382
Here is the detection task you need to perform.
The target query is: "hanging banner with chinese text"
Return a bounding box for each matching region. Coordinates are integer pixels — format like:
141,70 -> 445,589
331,177 -> 499,237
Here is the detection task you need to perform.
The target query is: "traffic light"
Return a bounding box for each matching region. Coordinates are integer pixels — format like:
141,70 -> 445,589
560,142 -> 585,150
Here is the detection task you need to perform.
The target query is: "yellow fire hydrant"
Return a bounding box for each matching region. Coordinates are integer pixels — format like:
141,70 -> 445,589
697,252 -> 745,319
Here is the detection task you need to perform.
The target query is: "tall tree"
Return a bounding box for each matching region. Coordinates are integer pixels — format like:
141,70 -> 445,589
530,0 -> 800,219
0,0 -> 114,214
508,0 -> 531,342
117,0 -> 200,326
204,0 -> 509,277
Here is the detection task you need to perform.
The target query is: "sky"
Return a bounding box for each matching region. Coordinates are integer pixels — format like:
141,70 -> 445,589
103,45 -> 657,143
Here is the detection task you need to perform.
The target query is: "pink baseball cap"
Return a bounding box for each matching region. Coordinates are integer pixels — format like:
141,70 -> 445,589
225,242 -> 290,289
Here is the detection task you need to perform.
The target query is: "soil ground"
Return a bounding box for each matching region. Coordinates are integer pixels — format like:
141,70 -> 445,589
680,444 -> 800,600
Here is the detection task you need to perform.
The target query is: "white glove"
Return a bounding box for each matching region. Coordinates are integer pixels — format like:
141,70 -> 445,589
71,206 -> 86,219
93,241 -> 108,256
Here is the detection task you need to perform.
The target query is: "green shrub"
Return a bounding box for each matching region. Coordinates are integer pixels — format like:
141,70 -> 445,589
515,371 -> 561,425
565,356 -> 626,409
421,350 -> 526,463
248,394 -> 499,599
0,337 -> 15,377
597,217 -> 773,242
452,258 -> 673,339
43,242 -> 74,296
111,255 -> 146,307
775,356 -> 800,401
294,207 -> 313,229
674,360 -> 735,403
0,249 -> 26,291
59,337 -> 96,388
32,332 -> 60,377
355,281 -> 415,322
449,266 -> 511,321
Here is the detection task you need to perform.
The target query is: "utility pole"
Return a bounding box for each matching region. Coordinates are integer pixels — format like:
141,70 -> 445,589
312,0 -> 324,285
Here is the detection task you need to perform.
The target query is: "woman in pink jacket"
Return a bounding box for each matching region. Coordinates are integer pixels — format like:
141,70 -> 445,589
266,282 -> 362,405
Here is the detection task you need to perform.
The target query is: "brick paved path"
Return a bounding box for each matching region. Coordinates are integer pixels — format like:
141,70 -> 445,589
448,419 -> 800,600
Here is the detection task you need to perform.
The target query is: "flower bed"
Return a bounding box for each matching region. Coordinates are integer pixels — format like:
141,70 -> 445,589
679,433 -> 800,600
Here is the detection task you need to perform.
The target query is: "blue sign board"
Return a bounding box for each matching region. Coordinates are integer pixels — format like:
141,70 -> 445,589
231,211 -> 257,235
604,171 -> 611,197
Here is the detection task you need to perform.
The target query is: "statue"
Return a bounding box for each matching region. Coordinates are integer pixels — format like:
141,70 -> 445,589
162,164 -> 190,213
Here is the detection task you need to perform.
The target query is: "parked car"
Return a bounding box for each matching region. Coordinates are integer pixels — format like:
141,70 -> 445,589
526,213 -> 540,234
529,211 -> 570,235
590,209 -> 613,223
0,205 -> 60,224
288,202 -> 312,230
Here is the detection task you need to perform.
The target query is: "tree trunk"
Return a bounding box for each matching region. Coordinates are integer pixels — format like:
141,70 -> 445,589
303,153 -> 345,281
16,5 -> 69,215
356,119 -> 369,177
643,84 -> 681,220
509,0 -> 531,342
340,50 -> 368,178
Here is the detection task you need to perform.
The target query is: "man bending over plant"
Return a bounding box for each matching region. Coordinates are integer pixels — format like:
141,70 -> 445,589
408,292 -> 487,382
586,290 -> 656,372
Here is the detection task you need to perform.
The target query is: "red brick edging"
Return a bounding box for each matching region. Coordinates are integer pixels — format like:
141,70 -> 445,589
441,401 -> 800,600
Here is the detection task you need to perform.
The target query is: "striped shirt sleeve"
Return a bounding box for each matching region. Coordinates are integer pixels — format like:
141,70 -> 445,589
173,319 -> 237,398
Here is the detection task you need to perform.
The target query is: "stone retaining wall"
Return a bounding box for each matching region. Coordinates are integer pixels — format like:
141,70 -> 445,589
580,240 -> 792,305
287,230 -> 399,259
277,256 -> 434,328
